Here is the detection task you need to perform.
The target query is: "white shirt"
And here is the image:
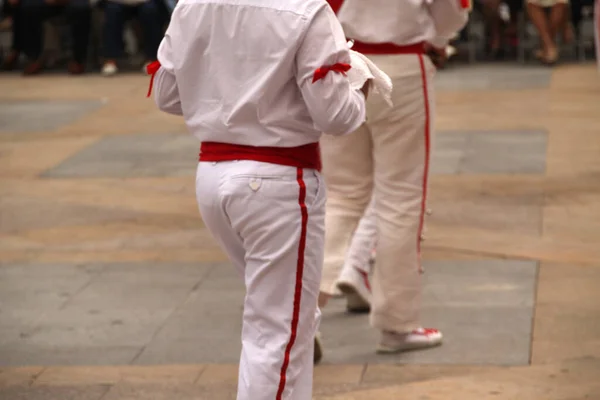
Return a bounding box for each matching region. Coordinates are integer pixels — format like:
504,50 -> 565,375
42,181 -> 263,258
152,0 -> 367,148
335,0 -> 470,48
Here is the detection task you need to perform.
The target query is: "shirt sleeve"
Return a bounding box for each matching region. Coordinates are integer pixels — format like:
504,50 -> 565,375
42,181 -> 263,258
295,5 -> 366,136
427,0 -> 470,49
153,30 -> 183,116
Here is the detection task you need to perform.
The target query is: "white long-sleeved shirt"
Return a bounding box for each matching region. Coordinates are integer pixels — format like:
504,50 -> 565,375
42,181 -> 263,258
333,0 -> 469,49
152,0 -> 367,148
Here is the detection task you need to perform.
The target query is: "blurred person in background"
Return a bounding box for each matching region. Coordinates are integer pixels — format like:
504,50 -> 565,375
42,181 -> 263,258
5,0 -> 91,75
314,0 -> 468,362
100,0 -> 166,76
1,0 -> 24,70
527,0 -> 571,64
480,0 -> 522,58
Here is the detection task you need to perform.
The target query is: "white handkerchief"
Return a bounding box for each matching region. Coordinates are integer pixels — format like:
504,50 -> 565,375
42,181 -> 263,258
346,49 -> 394,107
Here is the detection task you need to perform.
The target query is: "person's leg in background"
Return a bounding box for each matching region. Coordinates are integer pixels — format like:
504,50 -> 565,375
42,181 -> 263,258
196,160 -> 325,400
101,0 -> 131,75
64,0 -> 91,74
367,53 -> 442,354
1,0 -> 23,69
318,125 -> 374,310
594,0 -> 600,71
17,0 -> 49,74
335,197 -> 377,313
527,0 -> 559,63
481,0 -> 505,58
315,123 -> 374,363
548,0 -> 571,44
135,0 -> 162,68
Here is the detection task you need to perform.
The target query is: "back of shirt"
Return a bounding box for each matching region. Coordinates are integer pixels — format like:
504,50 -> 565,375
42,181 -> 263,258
333,0 -> 469,48
159,0 -> 366,147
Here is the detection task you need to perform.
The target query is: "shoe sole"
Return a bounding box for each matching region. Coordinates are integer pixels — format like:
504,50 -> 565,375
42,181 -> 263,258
376,339 -> 443,354
337,282 -> 370,313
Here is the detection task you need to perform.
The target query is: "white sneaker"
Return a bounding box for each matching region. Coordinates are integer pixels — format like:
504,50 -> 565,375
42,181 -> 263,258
314,333 -> 323,364
336,266 -> 372,313
101,62 -> 118,76
376,328 -> 443,354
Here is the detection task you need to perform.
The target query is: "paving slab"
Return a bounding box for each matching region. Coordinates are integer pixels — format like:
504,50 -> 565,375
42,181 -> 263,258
0,196 -> 149,234
0,263 -> 215,367
432,130 -> 548,175
43,133 -> 199,178
0,385 -> 110,400
0,100 -> 105,133
435,65 -> 552,91
43,129 -> 547,179
137,260 -> 537,366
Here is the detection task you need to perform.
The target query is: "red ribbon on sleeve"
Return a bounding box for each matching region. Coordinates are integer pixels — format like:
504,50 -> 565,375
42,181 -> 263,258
312,63 -> 352,83
459,0 -> 471,9
146,61 -> 162,98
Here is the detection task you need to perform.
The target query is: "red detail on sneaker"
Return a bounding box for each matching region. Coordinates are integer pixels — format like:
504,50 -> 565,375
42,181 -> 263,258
413,328 -> 439,336
358,270 -> 371,292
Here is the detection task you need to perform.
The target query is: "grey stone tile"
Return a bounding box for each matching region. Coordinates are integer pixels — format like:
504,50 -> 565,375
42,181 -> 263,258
102,383 -> 237,400
0,260 -> 537,366
0,100 -> 105,133
0,263 -> 102,312
460,130 -> 548,174
43,133 -> 199,178
432,130 -> 548,175
0,196 -> 148,234
0,263 -> 214,366
319,260 -> 538,366
0,346 -> 142,367
435,65 -> 552,91
430,132 -> 469,174
427,188 -> 544,235
0,385 -> 110,400
134,265 -> 244,364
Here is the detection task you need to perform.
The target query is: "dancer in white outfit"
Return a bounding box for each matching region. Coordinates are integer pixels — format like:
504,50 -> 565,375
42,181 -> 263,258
147,0 -> 370,398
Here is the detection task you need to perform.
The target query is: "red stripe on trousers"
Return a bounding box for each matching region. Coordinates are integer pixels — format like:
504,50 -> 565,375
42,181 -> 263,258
416,54 -> 431,266
276,168 -> 309,400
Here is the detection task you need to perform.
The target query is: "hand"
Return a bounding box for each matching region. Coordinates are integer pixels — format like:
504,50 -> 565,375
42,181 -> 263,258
424,42 -> 448,69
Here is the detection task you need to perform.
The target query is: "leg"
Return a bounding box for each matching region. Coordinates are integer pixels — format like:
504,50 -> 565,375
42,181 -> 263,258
335,196 -> 377,313
596,0 -> 600,71
65,0 -> 91,71
102,0 -> 128,74
2,2 -> 22,69
136,0 -> 162,62
368,54 -> 441,352
346,197 -> 377,276
18,0 -> 47,74
527,1 -> 558,62
549,1 -> 569,39
196,160 -> 325,400
482,0 -> 504,56
319,124 -> 374,307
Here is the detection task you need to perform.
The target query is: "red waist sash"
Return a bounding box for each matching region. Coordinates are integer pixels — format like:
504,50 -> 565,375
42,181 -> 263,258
350,41 -> 425,55
199,142 -> 322,172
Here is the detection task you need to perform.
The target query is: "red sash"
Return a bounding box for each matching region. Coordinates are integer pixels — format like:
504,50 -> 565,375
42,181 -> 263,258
200,142 -> 322,172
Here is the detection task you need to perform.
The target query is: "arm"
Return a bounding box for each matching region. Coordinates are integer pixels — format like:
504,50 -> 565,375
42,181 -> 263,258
295,5 -> 366,136
153,30 -> 183,116
427,0 -> 470,49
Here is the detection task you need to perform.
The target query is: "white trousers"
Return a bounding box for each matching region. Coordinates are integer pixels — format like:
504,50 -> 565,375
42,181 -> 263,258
196,160 -> 325,400
344,197 -> 377,276
320,53 -> 436,333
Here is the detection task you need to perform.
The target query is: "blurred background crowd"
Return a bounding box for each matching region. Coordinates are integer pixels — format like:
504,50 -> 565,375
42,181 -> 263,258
0,0 -> 597,76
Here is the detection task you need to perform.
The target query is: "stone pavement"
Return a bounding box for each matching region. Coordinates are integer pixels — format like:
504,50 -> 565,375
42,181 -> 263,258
1,64 -> 600,399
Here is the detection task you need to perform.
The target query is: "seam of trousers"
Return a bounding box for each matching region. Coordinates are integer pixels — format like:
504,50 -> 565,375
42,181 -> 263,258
275,167 -> 309,400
